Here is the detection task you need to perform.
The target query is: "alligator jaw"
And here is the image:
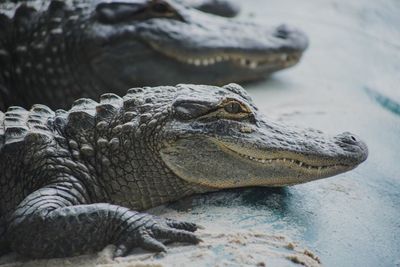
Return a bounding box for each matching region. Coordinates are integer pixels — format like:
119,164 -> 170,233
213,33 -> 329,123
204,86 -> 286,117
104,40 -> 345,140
149,42 -> 303,70
141,7 -> 309,76
161,132 -> 367,189
217,141 -> 354,186
88,1 -> 308,86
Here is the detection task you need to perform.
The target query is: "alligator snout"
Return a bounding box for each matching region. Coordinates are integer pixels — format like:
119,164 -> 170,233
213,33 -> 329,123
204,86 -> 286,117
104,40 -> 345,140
337,132 -> 361,145
273,24 -> 309,52
274,24 -> 292,39
334,132 -> 369,164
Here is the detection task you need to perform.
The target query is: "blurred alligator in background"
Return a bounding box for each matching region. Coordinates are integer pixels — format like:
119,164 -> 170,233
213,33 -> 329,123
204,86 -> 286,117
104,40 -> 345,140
0,0 -> 308,110
0,83 -> 367,258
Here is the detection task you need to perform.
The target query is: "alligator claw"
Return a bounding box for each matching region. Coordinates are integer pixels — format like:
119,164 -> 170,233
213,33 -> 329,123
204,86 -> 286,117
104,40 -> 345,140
139,230 -> 167,253
165,218 -> 199,232
153,225 -> 202,244
114,244 -> 129,258
114,216 -> 200,257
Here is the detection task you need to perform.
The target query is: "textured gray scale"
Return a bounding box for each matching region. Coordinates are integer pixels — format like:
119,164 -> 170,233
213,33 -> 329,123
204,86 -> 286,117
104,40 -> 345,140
0,104 -> 58,148
0,84 -> 369,259
66,98 -> 99,133
0,0 -> 98,110
96,93 -> 123,121
0,85 -> 206,260
0,0 -> 308,110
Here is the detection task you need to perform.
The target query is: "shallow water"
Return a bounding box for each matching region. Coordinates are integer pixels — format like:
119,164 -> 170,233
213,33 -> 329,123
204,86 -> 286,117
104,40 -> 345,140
162,0 -> 400,266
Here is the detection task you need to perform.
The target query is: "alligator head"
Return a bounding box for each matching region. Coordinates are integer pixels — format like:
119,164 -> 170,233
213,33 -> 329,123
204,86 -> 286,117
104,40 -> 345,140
70,83 -> 367,209
158,84 -> 368,189
85,0 -> 309,88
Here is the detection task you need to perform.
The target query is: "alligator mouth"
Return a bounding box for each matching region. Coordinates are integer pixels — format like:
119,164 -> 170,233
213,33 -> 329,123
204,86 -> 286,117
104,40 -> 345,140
149,43 -> 302,69
219,142 -> 352,174
160,134 -> 361,189
170,52 -> 302,69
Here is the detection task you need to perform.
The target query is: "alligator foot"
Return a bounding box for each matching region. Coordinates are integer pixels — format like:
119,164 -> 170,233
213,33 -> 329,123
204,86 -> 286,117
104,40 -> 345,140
7,183 -> 201,259
114,215 -> 201,257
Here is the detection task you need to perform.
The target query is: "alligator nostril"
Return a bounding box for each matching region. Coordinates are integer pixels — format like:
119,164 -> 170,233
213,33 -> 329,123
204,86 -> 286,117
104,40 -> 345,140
275,24 -> 290,39
336,132 -> 361,146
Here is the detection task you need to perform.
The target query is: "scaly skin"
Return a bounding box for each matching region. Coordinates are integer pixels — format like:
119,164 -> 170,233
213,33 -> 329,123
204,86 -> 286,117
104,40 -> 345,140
0,0 -> 308,110
0,83 -> 368,259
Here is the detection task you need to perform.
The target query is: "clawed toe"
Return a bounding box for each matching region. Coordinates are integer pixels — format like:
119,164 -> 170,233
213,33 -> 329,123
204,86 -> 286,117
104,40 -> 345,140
153,225 -> 202,244
114,216 -> 201,257
139,230 -> 167,252
165,218 -> 199,232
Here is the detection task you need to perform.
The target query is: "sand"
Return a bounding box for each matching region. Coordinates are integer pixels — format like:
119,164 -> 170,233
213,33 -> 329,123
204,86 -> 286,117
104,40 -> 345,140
0,220 -> 321,267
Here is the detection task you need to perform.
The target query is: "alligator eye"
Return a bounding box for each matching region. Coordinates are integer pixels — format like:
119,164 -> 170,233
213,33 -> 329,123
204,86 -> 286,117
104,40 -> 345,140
224,102 -> 244,114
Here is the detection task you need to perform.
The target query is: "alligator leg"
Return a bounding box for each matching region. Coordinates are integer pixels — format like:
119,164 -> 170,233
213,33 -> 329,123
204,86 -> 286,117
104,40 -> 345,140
177,0 -> 240,17
7,182 -> 200,258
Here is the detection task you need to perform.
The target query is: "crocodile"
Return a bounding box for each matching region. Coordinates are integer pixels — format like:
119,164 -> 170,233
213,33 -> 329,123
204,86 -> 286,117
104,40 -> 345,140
0,0 -> 308,110
0,83 -> 368,259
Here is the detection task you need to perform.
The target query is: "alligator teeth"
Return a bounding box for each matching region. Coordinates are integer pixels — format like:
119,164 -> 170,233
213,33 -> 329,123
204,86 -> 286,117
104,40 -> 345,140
175,52 -> 300,68
233,151 -> 341,171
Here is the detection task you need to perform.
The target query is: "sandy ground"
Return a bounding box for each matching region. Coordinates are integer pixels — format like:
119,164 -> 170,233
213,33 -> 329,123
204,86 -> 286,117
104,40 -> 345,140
1,0 -> 400,266
0,210 -> 321,267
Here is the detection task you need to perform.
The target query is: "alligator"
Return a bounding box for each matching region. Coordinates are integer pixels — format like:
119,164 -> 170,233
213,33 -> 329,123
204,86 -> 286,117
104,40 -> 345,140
0,0 -> 308,110
0,83 -> 368,259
